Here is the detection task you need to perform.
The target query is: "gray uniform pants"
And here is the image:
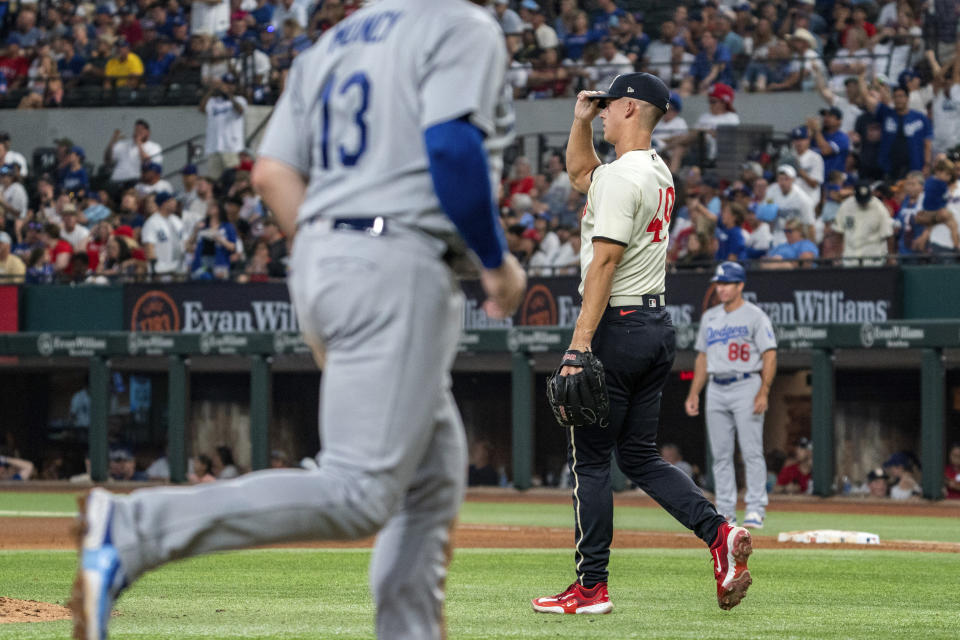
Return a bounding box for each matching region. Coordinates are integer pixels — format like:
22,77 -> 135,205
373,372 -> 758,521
705,375 -> 768,519
109,222 -> 468,640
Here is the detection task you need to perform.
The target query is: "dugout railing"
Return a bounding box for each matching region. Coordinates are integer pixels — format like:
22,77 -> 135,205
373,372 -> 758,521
0,321 -> 956,499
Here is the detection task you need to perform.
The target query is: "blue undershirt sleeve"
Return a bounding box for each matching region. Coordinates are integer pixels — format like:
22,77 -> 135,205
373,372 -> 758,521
424,118 -> 506,270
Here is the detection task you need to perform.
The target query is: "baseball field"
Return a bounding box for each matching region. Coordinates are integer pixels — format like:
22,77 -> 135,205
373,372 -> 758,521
1,489 -> 958,639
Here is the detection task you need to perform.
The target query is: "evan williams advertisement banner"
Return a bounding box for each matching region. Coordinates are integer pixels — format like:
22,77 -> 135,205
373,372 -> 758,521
460,267 -> 901,330
126,283 -> 299,333
124,267 -> 899,333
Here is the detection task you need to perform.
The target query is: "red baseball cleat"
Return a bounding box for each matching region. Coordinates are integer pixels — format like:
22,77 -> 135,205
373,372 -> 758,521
711,522 -> 753,610
531,582 -> 613,615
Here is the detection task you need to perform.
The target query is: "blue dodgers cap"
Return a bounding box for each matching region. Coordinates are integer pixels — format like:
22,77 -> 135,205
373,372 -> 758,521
142,161 -> 162,173
153,191 -> 173,206
181,164 -> 198,175
71,145 -> 85,158
0,164 -> 13,176
669,91 -> 682,113
711,261 -> 746,283
791,125 -> 809,139
590,72 -> 671,112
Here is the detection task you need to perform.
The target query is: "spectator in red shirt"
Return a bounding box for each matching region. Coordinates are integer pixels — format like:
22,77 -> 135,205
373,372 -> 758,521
774,437 -> 813,494
40,222 -> 75,276
118,8 -> 145,47
945,443 -> 960,499
505,156 -> 535,201
0,41 -> 31,89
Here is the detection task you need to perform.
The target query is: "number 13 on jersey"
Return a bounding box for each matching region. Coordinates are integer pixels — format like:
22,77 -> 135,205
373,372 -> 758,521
646,187 -> 675,243
319,71 -> 371,169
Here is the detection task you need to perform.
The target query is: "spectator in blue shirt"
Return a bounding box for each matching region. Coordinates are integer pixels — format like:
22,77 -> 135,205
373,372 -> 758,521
715,202 -> 748,261
810,106 -> 850,176
714,10 -> 744,58
144,38 -> 177,85
251,0 -> 275,27
591,0 -> 627,36
8,7 -> 43,48
56,37 -> 86,85
59,146 -> 89,195
190,199 -> 238,280
686,30 -> 735,93
562,10 -> 602,62
915,157 -> 960,253
862,81 -> 933,180
767,220 -> 820,266
893,171 -> 928,258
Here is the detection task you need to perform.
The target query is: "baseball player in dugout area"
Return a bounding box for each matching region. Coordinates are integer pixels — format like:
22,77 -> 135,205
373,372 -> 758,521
685,262 -> 778,530
533,73 -> 754,617
69,2 -> 526,639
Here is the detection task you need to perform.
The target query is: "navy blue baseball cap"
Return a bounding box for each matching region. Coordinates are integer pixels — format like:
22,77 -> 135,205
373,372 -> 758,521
142,161 -> 162,173
590,72 -> 671,113
790,125 -> 809,139
154,191 -> 173,206
669,91 -> 682,113
181,164 -> 198,175
711,261 -> 746,283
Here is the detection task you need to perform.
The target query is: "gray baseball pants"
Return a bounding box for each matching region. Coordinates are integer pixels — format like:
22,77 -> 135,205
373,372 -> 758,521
108,221 -> 468,640
705,375 -> 768,520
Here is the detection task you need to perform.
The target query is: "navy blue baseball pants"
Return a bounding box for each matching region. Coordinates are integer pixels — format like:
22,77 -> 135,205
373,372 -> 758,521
566,304 -> 726,588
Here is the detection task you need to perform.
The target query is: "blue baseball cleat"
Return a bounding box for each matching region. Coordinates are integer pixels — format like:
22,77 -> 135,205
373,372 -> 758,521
70,489 -> 127,640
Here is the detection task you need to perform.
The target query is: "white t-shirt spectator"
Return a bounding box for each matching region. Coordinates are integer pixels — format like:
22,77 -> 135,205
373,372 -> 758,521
550,241 -> 578,270
745,221 -> 773,255
231,50 -> 271,87
652,115 -> 689,150
536,24 -> 559,50
136,179 -> 176,198
766,184 -> 816,245
828,94 -> 863,134
789,49 -> 827,89
204,96 -> 247,155
2,181 -> 29,218
694,111 -> 740,160
141,212 -> 185,274
3,150 -> 28,177
191,0 -> 230,37
110,138 -> 163,182
930,182 -> 960,249
62,224 -> 91,252
794,148 -> 824,203
272,2 -> 308,29
932,85 -> 960,155
593,53 -> 633,92
644,40 -> 673,81
828,48 -> 871,92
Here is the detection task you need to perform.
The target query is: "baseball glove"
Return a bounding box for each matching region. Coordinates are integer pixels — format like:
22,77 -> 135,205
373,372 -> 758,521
546,350 -> 609,428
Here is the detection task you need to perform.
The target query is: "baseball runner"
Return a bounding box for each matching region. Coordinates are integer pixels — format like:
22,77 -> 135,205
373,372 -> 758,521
69,2 -> 526,639
685,262 -> 777,529
532,73 -> 754,616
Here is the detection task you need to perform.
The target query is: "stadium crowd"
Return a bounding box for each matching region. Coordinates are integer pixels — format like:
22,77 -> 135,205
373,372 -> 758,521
0,1 -> 955,104
0,1 -> 958,283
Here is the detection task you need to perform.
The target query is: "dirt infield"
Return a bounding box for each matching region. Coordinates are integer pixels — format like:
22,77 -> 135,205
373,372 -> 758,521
0,597 -> 71,624
2,490 -> 958,554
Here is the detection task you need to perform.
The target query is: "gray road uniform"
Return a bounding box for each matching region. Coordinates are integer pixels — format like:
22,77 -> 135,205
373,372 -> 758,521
104,2 -> 507,639
695,301 -> 777,521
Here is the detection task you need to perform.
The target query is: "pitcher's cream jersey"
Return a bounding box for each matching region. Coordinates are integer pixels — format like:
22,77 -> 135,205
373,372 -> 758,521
257,0 -> 506,234
579,149 -> 674,297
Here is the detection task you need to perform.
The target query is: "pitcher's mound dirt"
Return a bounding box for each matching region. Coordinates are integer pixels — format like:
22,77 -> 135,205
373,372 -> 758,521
0,597 -> 71,624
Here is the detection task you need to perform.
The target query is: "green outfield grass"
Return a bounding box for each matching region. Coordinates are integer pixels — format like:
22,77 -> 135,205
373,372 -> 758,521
1,492 -> 958,543
0,548 -> 958,639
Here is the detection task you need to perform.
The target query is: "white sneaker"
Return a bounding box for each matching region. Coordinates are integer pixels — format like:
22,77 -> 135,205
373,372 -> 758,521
743,512 -> 764,529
